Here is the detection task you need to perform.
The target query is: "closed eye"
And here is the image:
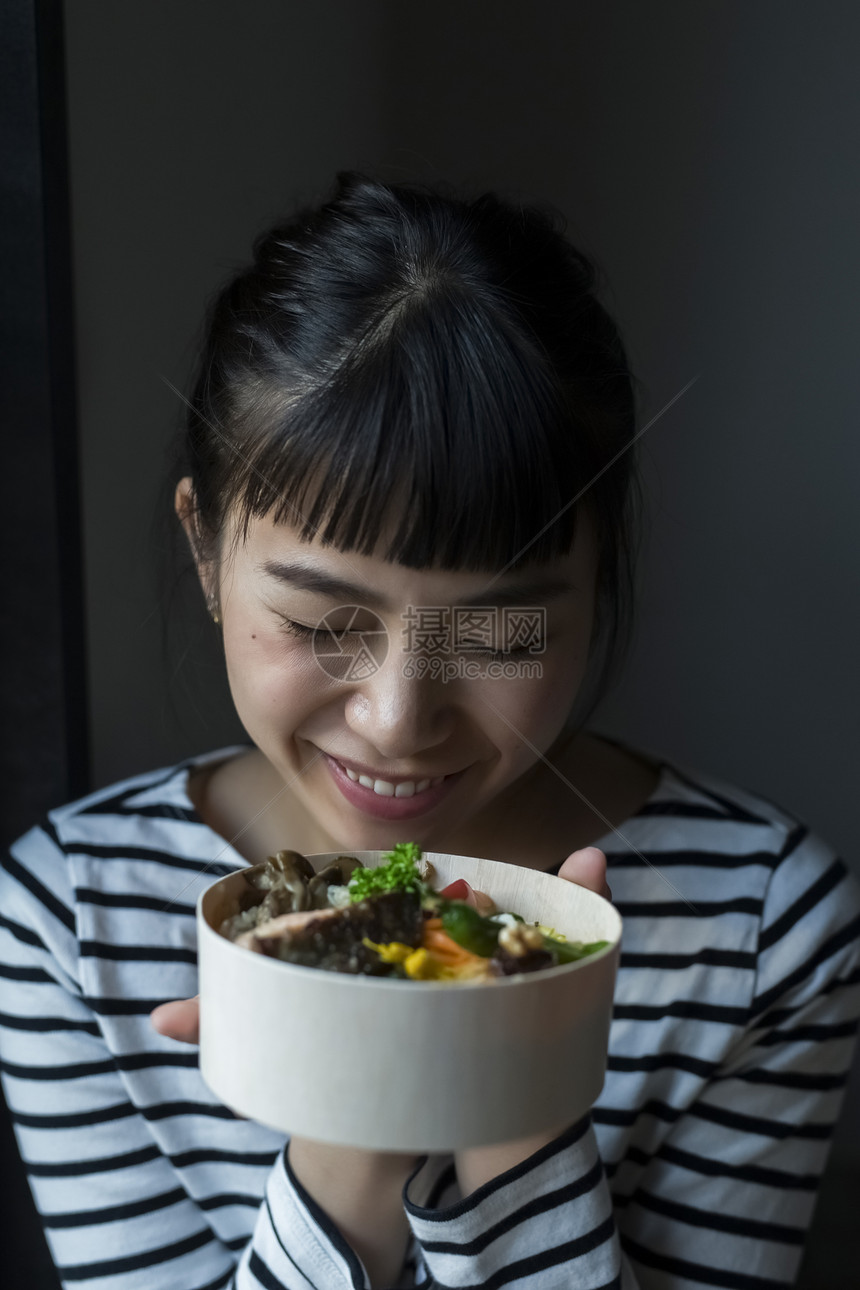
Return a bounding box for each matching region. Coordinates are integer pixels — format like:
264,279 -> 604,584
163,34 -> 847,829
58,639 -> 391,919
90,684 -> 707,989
278,616 -> 372,643
279,617 -> 344,641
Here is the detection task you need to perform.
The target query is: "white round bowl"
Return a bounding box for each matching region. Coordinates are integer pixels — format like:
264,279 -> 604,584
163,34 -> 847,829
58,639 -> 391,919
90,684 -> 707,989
198,850 -> 621,1151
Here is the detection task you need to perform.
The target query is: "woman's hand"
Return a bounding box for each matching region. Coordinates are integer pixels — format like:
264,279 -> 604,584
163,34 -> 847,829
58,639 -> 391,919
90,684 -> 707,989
455,845 -> 610,1198
557,844 -> 611,901
150,996 -> 200,1044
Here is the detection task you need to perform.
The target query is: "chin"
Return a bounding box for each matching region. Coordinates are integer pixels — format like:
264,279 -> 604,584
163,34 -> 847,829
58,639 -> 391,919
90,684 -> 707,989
329,800 -> 462,856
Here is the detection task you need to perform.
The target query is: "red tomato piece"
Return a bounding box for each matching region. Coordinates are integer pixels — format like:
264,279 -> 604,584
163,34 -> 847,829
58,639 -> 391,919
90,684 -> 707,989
438,878 -> 477,906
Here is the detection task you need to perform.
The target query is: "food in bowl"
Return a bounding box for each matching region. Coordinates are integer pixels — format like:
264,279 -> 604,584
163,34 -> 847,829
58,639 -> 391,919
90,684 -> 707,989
219,842 -> 607,982
199,847 -> 622,1148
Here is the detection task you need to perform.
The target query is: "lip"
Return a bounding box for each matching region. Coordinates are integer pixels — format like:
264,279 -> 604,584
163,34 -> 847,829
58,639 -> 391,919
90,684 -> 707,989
323,753 -> 465,821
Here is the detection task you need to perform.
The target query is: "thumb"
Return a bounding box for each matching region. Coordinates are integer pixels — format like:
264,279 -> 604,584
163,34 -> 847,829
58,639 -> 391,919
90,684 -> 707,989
557,846 -> 612,901
150,995 -> 200,1045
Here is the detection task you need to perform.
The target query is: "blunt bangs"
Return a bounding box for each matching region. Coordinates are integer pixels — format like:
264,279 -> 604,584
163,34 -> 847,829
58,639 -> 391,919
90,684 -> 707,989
231,288 -> 600,573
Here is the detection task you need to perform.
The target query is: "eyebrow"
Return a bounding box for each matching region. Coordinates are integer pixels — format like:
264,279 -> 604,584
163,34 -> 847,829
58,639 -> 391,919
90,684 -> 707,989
260,561 -> 575,610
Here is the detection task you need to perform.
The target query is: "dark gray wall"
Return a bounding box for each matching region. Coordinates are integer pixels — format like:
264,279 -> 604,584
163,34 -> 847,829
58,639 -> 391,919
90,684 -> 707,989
376,1 -> 860,875
64,0 -> 860,1202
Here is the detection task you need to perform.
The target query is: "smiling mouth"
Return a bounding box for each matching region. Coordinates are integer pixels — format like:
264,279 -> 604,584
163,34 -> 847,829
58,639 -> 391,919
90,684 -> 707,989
326,754 -> 455,799
322,753 -> 466,820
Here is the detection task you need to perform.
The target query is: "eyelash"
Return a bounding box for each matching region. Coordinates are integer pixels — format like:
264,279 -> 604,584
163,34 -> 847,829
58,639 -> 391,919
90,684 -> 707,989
278,619 -> 544,658
279,618 -> 339,641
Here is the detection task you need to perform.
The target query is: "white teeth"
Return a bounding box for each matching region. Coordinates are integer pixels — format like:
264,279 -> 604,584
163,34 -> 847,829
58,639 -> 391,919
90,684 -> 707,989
339,761 -> 448,797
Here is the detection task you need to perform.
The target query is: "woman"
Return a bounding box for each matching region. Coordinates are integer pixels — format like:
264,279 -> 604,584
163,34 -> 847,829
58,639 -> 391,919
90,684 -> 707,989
2,172 -> 858,1289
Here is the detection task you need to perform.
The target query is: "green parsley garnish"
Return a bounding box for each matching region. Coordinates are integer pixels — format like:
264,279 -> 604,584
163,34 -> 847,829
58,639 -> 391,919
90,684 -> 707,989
348,842 -> 423,902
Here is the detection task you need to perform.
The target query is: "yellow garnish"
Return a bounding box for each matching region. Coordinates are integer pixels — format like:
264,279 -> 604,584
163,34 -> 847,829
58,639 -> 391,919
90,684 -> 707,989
362,938 -> 413,964
363,938 -> 493,981
403,948 -> 440,979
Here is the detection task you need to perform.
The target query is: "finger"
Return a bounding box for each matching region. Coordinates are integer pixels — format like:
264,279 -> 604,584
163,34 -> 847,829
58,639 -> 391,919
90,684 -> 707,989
150,996 -> 200,1045
557,846 -> 612,901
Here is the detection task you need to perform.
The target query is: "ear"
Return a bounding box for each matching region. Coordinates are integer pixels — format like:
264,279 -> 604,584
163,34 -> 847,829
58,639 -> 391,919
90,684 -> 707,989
175,476 -> 216,601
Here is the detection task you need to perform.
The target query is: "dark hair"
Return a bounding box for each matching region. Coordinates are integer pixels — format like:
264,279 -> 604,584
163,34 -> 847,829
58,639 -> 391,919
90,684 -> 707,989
181,171 -> 641,709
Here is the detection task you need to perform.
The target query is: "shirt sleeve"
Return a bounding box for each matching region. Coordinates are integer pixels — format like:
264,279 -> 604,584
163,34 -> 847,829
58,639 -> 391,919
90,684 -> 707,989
616,832 -> 860,1288
0,825 -> 380,1290
404,1116 -> 630,1289
401,830 -> 860,1289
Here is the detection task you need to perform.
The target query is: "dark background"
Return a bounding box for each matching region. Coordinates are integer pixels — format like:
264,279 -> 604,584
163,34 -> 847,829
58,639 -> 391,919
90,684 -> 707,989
3,2 -> 859,1285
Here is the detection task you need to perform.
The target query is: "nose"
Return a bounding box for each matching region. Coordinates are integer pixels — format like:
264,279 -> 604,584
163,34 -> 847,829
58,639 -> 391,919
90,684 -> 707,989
343,643 -> 455,761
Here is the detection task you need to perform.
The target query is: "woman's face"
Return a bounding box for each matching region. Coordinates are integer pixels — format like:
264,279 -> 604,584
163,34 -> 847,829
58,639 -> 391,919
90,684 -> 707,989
195,494 -> 599,853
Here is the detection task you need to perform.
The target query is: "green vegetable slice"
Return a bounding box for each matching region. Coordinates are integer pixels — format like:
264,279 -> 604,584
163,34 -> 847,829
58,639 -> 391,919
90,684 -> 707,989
348,842 -> 424,902
440,903 -> 501,957
546,937 -> 609,964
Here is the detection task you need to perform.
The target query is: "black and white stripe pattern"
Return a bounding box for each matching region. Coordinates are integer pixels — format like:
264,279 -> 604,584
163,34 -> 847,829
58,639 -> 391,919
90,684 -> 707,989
1,748 -> 858,1289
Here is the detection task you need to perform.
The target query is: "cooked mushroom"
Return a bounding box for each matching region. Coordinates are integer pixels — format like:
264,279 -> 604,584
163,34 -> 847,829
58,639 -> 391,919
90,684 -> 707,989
418,859 -> 436,884
221,851 -> 370,938
222,851 -> 317,934
255,850 -> 315,914
307,856 -> 364,909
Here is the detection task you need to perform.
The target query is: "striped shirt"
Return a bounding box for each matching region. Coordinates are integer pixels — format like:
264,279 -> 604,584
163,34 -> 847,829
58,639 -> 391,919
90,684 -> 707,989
1,747 -> 858,1290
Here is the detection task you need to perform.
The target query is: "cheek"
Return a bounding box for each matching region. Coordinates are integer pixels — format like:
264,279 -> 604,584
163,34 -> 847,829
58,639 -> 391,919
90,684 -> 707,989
475,668 -> 577,757
222,626 -> 323,727
477,633 -> 591,756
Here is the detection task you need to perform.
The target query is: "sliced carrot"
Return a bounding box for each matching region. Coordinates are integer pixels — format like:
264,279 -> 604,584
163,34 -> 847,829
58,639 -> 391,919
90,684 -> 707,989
422,926 -> 485,967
